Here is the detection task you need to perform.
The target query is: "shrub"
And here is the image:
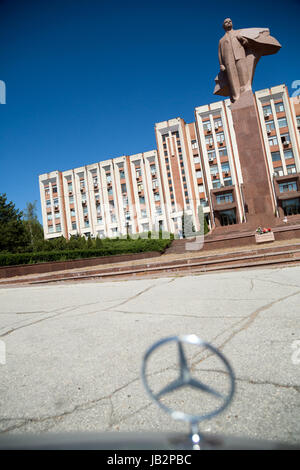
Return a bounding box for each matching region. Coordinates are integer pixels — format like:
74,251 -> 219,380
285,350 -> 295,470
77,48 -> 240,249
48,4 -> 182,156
0,238 -> 172,266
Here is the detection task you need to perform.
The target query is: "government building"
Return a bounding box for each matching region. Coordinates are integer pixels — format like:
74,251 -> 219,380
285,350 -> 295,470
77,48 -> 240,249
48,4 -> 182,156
39,84 -> 300,239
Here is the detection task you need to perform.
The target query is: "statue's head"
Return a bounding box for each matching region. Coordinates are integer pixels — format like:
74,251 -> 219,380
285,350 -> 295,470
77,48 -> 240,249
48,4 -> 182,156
223,18 -> 233,31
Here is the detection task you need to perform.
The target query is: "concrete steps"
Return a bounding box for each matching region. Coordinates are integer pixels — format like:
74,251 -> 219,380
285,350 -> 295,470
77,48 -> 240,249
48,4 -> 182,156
2,243 -> 300,286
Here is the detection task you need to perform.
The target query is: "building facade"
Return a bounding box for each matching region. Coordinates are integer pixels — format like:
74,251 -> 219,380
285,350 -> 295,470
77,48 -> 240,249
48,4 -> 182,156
39,84 -> 300,239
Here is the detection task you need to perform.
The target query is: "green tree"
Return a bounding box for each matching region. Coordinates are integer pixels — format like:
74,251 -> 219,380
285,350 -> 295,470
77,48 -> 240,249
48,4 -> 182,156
0,193 -> 30,252
23,201 -> 44,250
182,211 -> 193,238
197,204 -> 209,235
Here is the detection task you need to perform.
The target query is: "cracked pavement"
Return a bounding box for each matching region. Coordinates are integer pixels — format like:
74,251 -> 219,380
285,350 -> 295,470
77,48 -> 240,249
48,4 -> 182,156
0,266 -> 299,444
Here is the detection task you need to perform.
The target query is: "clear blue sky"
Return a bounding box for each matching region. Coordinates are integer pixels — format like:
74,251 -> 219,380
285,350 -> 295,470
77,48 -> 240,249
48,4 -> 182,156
0,0 -> 299,222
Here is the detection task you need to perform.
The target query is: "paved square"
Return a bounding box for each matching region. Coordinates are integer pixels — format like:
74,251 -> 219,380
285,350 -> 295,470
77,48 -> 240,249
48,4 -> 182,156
0,266 -> 299,444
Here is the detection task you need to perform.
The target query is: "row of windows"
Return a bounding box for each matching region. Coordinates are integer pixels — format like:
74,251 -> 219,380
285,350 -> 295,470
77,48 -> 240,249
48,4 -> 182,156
203,118 -> 223,131
272,149 -> 294,161
269,133 -> 290,147
274,165 -> 296,176
266,117 -> 287,132
263,101 -> 285,116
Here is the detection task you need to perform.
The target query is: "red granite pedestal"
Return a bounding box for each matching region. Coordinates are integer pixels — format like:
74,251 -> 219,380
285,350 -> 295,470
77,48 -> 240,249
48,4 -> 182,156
230,91 -> 276,228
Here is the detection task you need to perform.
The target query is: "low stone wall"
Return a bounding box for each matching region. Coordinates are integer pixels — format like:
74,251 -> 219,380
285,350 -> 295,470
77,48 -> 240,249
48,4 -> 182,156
203,227 -> 300,251
0,251 -> 161,279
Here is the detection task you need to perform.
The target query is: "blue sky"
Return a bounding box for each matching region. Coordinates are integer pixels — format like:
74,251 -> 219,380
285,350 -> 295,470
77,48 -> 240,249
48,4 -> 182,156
0,0 -> 299,222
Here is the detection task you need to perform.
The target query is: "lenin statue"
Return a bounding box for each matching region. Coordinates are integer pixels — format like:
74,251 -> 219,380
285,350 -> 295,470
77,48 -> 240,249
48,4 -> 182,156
214,18 -> 281,102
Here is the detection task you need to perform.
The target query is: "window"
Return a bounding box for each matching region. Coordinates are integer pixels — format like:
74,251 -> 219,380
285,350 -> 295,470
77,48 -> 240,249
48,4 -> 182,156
68,182 -> 73,192
162,133 -> 168,142
56,224 -> 61,232
156,207 -> 162,215
219,148 -> 228,157
296,116 -> 300,128
69,195 -> 74,203
287,165 -> 296,174
142,223 -> 149,232
198,184 -> 204,193
216,132 -> 225,143
224,177 -> 233,186
281,133 -> 290,144
196,170 -> 202,178
80,180 -> 85,189
271,151 -> 281,162
216,193 -> 233,204
151,165 -> 156,175
108,187 -> 113,195
154,193 -> 160,201
48,225 -> 54,233
141,209 -> 147,218
53,198 -> 59,205
70,209 -> 75,216
72,222 -> 77,230
212,180 -> 221,189
55,212 -> 60,219
263,105 -> 272,116
221,162 -> 230,172
278,117 -> 287,128
139,196 -> 145,204
274,167 -> 283,177
152,179 -> 159,188
121,183 -> 127,193
194,155 -> 200,164
282,198 -> 300,216
210,165 -> 218,176
205,135 -> 214,145
46,199 -> 51,207
52,185 -> 57,194
284,149 -> 294,160
208,150 -> 216,161
275,102 -> 285,113
203,121 -> 211,131
200,199 -> 208,207
191,140 -> 198,149
279,181 -> 297,193
120,170 -> 125,179
268,136 -> 278,147
214,118 -> 222,129
137,183 -> 143,192
266,120 -> 275,132
106,173 -> 112,183
136,168 -> 142,178
47,214 -> 52,221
